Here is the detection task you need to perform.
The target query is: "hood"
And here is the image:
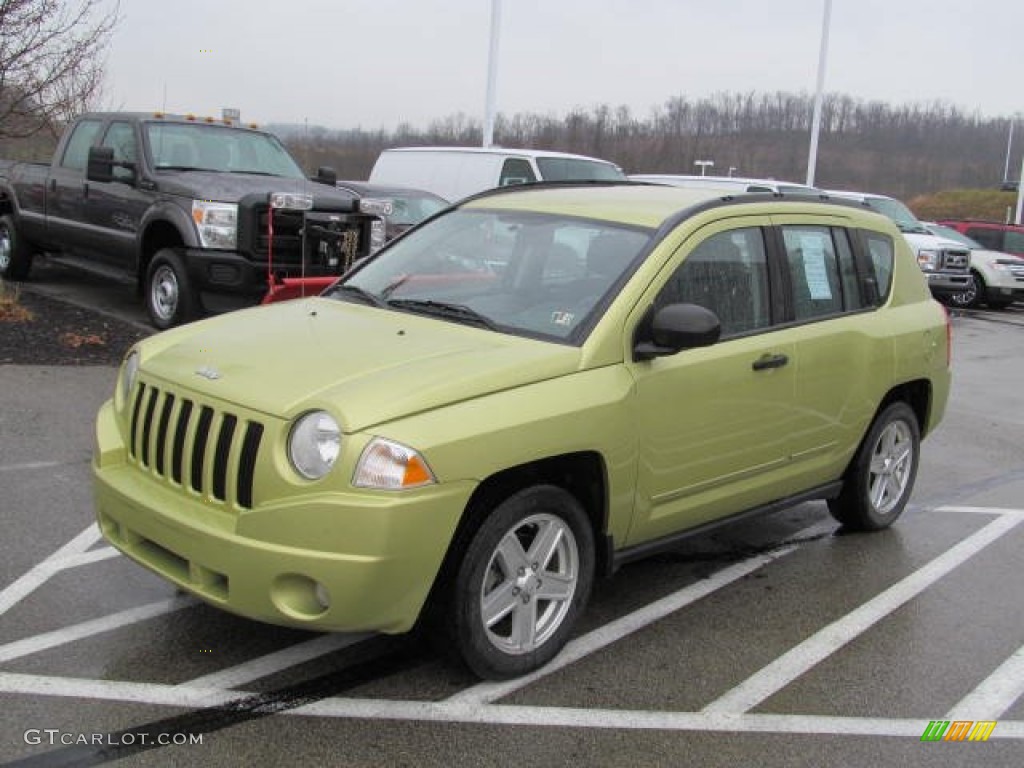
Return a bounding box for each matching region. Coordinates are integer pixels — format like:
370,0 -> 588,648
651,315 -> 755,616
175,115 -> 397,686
139,298 -> 583,431
155,172 -> 357,209
902,231 -> 969,251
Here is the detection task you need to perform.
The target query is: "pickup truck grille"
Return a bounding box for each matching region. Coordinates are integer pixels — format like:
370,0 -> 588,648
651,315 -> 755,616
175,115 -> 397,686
128,382 -> 263,510
254,207 -> 365,273
940,249 -> 970,271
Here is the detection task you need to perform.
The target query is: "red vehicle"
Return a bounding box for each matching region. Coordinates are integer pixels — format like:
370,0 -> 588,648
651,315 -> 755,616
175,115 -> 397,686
937,219 -> 1024,257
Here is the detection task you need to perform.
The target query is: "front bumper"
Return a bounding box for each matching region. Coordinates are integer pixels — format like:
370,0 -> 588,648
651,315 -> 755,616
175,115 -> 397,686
93,400 -> 473,633
925,271 -> 972,296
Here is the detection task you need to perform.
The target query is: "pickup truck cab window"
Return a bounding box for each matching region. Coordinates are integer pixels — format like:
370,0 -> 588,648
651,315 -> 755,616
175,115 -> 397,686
144,121 -> 306,179
60,119 -> 103,171
100,121 -> 137,181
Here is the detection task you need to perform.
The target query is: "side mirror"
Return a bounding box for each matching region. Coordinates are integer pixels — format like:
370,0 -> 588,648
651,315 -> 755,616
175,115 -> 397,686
86,146 -> 115,183
634,303 -> 721,361
314,166 -> 337,186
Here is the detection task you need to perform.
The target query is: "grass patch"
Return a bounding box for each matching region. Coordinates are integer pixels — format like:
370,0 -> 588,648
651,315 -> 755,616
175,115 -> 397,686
0,280 -> 34,323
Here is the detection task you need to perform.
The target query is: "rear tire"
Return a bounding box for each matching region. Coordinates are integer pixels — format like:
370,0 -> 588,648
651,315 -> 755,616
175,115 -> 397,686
447,485 -> 594,679
828,402 -> 920,531
145,248 -> 199,329
0,214 -> 34,281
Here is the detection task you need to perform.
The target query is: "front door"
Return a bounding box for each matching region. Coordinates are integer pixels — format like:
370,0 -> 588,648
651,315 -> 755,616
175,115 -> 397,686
627,221 -> 800,545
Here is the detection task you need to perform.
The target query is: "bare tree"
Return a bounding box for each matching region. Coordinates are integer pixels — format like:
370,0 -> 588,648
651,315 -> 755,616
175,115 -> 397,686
0,0 -> 119,139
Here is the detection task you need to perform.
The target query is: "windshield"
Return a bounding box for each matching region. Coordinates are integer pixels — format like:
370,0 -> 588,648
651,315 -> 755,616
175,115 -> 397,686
144,122 -> 306,178
536,157 -> 626,182
864,197 -> 928,234
389,193 -> 448,226
336,209 -> 650,342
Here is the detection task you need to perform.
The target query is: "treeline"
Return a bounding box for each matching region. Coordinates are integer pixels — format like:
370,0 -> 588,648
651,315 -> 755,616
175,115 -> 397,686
275,91 -> 1018,200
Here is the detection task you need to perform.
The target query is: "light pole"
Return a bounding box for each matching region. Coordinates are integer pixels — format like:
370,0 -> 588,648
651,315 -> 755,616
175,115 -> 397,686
483,0 -> 503,148
806,0 -> 832,187
694,160 -> 714,176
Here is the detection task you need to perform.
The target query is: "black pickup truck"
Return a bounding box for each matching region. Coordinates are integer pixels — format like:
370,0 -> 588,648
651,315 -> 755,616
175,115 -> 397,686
0,112 -> 388,328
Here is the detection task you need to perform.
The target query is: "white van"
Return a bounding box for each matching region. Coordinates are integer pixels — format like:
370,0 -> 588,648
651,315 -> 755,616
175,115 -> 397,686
630,174 -> 820,195
369,146 -> 625,202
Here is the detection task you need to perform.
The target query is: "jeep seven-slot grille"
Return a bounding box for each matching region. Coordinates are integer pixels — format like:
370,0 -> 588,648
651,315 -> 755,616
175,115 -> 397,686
129,383 -> 263,509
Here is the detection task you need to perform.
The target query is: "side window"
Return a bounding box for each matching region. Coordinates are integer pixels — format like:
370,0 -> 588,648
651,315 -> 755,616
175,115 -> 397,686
861,231 -> 895,305
100,122 -> 137,181
782,225 -> 846,320
59,120 -> 104,171
965,227 -> 1001,251
1003,230 -> 1024,254
655,227 -> 771,338
499,158 -> 536,187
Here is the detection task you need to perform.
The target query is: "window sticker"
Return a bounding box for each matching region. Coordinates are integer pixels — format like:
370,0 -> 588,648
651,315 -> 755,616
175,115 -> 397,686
799,235 -> 832,300
551,311 -> 575,326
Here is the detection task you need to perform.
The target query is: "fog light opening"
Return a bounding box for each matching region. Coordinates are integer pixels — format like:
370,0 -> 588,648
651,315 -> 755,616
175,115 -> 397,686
270,573 -> 331,620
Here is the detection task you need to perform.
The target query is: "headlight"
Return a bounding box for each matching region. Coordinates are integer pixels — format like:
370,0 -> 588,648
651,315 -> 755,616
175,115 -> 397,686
191,200 -> 238,249
916,249 -> 939,271
370,218 -> 386,252
117,350 -> 140,409
288,411 -> 341,480
353,437 -> 436,490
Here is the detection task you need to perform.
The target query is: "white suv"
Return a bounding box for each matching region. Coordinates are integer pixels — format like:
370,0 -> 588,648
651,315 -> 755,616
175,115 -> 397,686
925,222 -> 1024,309
825,190 -> 972,297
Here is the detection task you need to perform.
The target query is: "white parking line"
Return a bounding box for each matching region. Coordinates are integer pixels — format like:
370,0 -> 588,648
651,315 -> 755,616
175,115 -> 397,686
447,518 -> 836,707
0,523 -> 101,616
0,460 -> 79,473
1,671 -> 1021,739
1,506 -> 1021,742
181,633 -> 371,690
702,510 -> 1023,714
0,596 -> 195,664
946,643 -> 1024,720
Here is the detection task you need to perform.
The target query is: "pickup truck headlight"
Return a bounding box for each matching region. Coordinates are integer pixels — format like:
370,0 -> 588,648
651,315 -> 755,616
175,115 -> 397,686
353,437 -> 436,490
916,249 -> 939,271
191,200 -> 238,250
289,411 -> 341,480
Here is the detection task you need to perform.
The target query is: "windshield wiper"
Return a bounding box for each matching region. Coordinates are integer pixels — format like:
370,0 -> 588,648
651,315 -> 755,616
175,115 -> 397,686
324,283 -> 386,307
386,298 -> 499,330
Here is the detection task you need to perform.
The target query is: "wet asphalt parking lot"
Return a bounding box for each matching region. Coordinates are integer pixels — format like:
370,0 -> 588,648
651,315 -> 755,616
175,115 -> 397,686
0,272 -> 1022,767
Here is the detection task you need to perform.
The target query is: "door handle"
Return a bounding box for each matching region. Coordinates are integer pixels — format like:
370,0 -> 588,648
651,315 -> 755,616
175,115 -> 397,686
752,353 -> 789,371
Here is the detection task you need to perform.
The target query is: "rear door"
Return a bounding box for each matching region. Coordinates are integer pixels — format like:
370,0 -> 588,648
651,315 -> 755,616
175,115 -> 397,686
769,216 -> 885,488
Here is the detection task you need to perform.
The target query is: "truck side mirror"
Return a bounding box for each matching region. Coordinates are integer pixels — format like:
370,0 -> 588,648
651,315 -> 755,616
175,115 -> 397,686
314,166 -> 337,186
87,146 -> 115,183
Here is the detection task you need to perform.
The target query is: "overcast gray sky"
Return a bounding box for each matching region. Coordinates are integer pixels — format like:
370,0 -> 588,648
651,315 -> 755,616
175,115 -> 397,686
101,0 -> 1023,130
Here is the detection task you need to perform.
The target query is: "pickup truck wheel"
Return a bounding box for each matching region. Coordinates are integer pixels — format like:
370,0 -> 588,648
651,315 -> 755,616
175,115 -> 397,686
449,485 -> 594,679
146,249 -> 198,329
828,402 -> 920,531
947,272 -> 981,309
0,214 -> 34,280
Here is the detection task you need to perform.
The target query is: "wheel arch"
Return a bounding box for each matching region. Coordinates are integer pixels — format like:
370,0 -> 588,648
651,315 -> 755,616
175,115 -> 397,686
878,379 -> 932,438
138,221 -> 187,292
420,451 -> 609,621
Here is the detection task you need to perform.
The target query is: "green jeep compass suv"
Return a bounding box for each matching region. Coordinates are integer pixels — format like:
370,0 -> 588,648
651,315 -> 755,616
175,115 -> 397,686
93,183 -> 951,679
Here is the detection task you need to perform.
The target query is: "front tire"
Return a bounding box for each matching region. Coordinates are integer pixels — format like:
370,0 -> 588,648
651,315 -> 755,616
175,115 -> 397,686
828,402 -> 920,531
0,214 -> 34,281
145,248 -> 199,329
448,485 -> 595,679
